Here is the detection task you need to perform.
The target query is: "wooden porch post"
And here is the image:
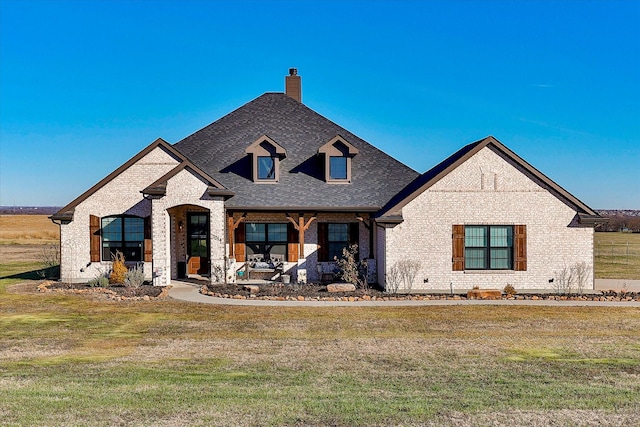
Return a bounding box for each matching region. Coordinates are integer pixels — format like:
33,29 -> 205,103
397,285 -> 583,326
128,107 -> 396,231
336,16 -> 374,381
227,212 -> 246,258
286,213 -> 316,259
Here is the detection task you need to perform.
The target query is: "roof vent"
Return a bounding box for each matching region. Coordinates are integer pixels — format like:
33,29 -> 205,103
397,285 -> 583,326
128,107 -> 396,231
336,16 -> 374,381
285,68 -> 301,102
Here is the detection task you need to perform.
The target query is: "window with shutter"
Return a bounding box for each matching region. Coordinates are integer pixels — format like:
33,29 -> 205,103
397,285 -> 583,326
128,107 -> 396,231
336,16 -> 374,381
452,224 -> 526,271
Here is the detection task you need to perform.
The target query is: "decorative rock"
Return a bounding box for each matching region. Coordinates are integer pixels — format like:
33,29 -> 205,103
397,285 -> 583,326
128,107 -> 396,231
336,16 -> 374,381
243,285 -> 260,294
467,289 -> 502,300
327,283 -> 356,293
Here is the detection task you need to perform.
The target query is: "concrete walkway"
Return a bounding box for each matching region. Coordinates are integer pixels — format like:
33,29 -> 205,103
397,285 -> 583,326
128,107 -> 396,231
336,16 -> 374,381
595,278 -> 640,292
168,281 -> 640,307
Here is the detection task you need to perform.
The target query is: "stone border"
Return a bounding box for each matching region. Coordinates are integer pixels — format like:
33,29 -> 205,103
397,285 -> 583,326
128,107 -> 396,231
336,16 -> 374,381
199,286 -> 640,303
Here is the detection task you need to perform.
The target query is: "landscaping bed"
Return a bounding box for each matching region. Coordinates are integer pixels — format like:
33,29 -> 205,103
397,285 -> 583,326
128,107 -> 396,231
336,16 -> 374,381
202,282 -> 640,302
38,280 -> 169,301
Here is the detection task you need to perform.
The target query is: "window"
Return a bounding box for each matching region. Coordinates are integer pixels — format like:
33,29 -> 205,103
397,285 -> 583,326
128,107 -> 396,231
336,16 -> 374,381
101,215 -> 144,261
329,156 -> 348,180
245,135 -> 287,183
188,213 -> 208,258
257,156 -> 276,180
318,136 -> 359,183
464,225 -> 513,270
245,223 -> 288,260
317,222 -> 359,262
328,223 -> 349,260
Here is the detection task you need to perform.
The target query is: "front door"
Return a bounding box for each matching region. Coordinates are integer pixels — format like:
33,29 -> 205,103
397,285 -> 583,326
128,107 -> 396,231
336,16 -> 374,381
187,213 -> 209,275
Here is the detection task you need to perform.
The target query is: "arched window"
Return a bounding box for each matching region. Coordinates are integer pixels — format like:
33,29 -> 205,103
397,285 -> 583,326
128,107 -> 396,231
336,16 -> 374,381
101,215 -> 145,261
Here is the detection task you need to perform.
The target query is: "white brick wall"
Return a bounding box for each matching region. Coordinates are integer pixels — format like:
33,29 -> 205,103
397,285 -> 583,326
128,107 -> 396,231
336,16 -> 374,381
151,168 -> 225,286
59,146 -> 180,283
382,146 -> 594,292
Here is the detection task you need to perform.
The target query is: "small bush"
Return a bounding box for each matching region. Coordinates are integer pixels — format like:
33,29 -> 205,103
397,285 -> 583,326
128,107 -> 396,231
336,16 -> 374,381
124,264 -> 145,288
109,251 -> 128,285
503,284 -> 517,296
335,244 -> 367,289
88,275 -> 110,288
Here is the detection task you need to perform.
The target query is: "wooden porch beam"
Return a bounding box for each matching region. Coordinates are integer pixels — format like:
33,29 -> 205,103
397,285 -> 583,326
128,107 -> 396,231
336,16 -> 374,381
227,212 -> 246,257
286,213 -> 316,258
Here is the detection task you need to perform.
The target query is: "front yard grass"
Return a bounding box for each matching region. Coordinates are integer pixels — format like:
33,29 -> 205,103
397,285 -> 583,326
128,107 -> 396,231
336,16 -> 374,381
1,266 -> 639,426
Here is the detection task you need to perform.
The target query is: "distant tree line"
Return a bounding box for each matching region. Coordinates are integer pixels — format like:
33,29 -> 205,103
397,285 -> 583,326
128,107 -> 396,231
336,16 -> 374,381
595,211 -> 640,232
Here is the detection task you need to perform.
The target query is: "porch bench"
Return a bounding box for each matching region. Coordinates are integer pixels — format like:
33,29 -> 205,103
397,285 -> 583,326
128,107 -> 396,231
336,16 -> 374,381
244,254 -> 284,281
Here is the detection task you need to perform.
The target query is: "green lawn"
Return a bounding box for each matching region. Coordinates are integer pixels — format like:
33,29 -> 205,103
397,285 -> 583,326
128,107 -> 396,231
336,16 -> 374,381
1,261 -> 639,426
594,232 -> 640,280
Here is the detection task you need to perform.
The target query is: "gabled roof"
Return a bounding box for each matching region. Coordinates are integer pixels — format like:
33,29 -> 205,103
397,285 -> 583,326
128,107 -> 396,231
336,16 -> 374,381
142,162 -> 234,199
50,138 -> 229,222
376,136 -> 603,223
173,93 -> 419,211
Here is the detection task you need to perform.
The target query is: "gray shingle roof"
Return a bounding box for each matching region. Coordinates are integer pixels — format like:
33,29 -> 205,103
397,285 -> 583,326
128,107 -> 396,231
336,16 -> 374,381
173,93 -> 419,211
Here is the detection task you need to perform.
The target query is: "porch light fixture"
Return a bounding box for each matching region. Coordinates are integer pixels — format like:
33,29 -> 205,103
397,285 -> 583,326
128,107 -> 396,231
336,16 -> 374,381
178,221 -> 184,232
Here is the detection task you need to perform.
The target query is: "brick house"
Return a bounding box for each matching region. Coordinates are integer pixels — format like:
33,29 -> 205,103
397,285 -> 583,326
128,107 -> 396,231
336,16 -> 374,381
51,70 -> 604,291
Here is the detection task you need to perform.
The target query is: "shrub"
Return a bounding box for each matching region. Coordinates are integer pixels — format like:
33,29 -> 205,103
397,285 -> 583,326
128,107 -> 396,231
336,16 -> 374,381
335,244 -> 367,289
385,263 -> 401,294
88,275 -> 110,288
109,251 -> 128,285
503,284 -> 517,296
397,260 -> 421,293
124,264 -> 145,287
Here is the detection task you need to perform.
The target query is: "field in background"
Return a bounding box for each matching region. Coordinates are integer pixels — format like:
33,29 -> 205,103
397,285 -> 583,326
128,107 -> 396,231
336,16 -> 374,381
0,215 -> 59,245
0,215 -> 59,273
594,232 -> 640,280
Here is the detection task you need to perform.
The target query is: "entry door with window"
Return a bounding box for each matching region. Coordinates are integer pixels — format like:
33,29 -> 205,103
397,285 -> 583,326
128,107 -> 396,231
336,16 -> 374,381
187,213 -> 209,275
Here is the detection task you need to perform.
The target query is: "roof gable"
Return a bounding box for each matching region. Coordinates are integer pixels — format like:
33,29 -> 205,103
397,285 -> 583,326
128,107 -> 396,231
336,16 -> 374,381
376,136 -> 601,222
142,162 -> 233,199
50,138 -> 228,221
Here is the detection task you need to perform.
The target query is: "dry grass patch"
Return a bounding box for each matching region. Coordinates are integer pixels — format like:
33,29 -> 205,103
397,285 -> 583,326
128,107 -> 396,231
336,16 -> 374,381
1,260 -> 640,425
0,215 -> 59,245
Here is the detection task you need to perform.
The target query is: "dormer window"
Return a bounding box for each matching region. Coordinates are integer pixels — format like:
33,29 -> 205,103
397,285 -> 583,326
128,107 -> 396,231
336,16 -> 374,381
318,136 -> 359,183
245,135 -> 287,183
258,156 -> 276,180
329,156 -> 347,180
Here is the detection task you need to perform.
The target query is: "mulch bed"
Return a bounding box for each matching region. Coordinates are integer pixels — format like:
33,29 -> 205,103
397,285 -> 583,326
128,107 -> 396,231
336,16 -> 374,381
38,281 -> 167,300
205,282 -> 386,300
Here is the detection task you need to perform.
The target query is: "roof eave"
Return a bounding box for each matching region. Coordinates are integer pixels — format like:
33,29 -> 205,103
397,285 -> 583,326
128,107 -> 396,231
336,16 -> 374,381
225,206 -> 380,213
375,215 -> 404,224
578,213 -> 609,225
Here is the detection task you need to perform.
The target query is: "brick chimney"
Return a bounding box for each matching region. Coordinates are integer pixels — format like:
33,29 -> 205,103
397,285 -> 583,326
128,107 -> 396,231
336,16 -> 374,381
285,68 -> 301,102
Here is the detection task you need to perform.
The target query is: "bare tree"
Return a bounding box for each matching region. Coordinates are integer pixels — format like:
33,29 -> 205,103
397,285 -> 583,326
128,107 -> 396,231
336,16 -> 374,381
573,262 -> 590,295
397,260 -> 422,294
385,262 -> 401,295
554,264 -> 574,295
37,243 -> 60,279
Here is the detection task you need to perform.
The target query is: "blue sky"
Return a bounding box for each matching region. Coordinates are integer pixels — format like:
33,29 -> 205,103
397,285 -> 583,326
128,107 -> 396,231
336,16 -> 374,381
1,0 -> 638,209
